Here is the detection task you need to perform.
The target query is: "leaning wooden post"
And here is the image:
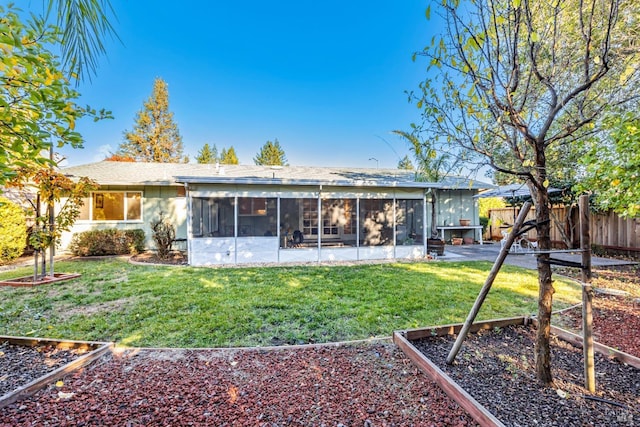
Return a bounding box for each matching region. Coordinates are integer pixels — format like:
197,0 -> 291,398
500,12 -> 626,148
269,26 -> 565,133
579,195 -> 595,392
446,201 -> 532,365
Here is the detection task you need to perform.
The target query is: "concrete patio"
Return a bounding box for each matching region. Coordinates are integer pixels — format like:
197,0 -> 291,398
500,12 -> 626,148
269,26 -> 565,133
439,242 -> 636,270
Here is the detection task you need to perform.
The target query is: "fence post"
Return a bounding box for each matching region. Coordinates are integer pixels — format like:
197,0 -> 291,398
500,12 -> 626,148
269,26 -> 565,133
579,194 -> 595,392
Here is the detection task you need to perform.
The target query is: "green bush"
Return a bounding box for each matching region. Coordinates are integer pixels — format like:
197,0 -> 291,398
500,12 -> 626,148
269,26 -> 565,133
69,229 -> 145,256
479,216 -> 490,234
0,197 -> 27,264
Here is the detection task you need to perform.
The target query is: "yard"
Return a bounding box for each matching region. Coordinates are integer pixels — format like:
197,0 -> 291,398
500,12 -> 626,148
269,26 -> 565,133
3,258 -> 638,426
0,258 -> 583,347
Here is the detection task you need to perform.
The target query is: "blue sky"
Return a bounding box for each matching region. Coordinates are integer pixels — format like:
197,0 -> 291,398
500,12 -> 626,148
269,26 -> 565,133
60,1 -> 438,168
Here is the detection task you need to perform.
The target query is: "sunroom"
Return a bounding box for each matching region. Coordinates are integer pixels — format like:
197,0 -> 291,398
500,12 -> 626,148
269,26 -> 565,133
177,170 -> 479,266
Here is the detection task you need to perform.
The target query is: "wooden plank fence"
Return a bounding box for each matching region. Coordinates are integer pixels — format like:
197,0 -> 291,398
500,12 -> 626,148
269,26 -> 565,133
487,207 -> 639,255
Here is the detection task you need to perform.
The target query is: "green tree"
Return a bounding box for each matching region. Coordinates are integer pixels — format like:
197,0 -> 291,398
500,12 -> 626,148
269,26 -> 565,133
119,78 -> 187,163
220,146 -> 239,165
0,5 -> 110,186
196,143 -> 219,164
254,139 -> 288,166
415,0 -> 640,384
393,129 -> 459,240
578,115 -> 640,218
397,155 -> 414,170
0,196 -> 27,264
9,167 -> 96,280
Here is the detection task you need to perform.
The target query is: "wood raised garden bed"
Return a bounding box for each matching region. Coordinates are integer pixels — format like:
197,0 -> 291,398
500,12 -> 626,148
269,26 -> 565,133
394,317 -> 640,427
0,336 -> 112,409
0,273 -> 81,287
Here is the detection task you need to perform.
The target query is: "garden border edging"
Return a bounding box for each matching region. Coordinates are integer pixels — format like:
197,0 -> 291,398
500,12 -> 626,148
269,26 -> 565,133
393,316 -> 640,427
0,336 -> 113,409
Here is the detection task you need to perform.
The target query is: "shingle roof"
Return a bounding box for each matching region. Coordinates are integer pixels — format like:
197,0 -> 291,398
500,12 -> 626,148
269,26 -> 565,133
62,161 -> 492,190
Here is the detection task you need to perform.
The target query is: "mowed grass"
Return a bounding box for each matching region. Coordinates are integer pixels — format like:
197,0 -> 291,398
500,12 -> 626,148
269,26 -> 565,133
0,259 -> 582,348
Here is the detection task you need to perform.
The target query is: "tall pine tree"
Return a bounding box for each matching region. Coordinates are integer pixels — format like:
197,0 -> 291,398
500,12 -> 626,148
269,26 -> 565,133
119,78 -> 187,163
254,139 -> 288,166
196,143 -> 218,164
220,146 -> 239,164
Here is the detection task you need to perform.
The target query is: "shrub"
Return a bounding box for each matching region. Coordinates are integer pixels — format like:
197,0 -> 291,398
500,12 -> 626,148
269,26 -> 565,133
0,197 -> 27,264
479,216 -> 490,234
69,229 -> 145,256
151,213 -> 176,259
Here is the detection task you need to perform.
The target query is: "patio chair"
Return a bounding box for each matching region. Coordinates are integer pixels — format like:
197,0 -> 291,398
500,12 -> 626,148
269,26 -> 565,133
500,228 -> 538,253
501,228 -> 527,253
292,230 -> 304,247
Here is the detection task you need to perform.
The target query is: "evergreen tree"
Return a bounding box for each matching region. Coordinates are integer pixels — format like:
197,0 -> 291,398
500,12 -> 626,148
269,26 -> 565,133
196,143 -> 219,164
220,146 -> 239,165
119,78 -> 187,163
254,139 -> 288,166
397,155 -> 414,170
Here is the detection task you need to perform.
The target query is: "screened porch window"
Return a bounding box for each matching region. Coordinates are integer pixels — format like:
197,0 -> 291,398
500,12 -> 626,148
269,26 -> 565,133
237,197 -> 277,236
359,199 -> 394,246
191,197 -> 234,237
395,199 -> 424,245
321,198 -> 357,245
191,197 -> 277,237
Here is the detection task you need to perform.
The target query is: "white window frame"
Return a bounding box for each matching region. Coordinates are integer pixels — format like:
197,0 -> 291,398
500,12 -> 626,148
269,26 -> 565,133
82,191 -> 144,223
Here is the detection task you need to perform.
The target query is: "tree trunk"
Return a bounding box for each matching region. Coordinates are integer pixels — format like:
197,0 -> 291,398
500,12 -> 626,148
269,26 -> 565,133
534,186 -> 554,385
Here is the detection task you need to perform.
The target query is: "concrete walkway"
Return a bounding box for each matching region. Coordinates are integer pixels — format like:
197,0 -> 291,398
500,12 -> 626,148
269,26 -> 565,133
437,242 -> 636,270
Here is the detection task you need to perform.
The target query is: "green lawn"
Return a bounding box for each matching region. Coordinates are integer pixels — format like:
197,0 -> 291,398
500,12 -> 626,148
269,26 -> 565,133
0,259 -> 582,348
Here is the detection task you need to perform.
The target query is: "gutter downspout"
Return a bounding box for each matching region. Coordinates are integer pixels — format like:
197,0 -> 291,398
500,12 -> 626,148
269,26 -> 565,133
234,196 -> 238,264
423,190 -> 428,255
356,197 -> 360,261
184,183 -> 191,266
317,185 -> 322,263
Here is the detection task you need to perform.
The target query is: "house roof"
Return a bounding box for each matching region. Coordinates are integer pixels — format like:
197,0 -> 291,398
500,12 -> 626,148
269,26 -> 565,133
62,161 -> 493,190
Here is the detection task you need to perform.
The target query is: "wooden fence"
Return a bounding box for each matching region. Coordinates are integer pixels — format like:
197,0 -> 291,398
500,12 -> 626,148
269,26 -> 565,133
487,207 -> 639,255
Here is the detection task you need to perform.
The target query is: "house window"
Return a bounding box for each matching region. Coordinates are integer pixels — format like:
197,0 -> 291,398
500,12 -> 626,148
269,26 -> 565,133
79,192 -> 142,221
302,198 -> 319,236
238,198 -> 277,236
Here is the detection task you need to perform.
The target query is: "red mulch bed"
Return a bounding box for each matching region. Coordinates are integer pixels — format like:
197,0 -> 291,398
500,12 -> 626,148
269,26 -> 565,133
553,263 -> 640,357
1,343 -> 476,426
555,294 -> 640,357
0,273 -> 81,287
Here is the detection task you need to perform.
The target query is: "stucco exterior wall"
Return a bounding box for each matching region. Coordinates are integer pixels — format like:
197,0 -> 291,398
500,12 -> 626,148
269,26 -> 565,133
59,185 -> 187,252
58,182 -> 480,264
